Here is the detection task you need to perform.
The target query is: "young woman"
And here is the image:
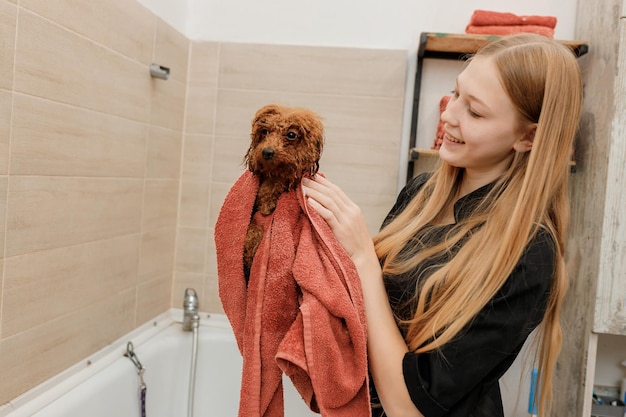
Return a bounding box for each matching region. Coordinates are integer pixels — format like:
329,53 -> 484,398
303,34 -> 583,417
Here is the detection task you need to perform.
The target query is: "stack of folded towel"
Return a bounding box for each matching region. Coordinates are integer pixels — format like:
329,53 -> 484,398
465,10 -> 557,38
432,95 -> 451,150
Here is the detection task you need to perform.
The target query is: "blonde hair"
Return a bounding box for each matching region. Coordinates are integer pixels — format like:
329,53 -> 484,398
374,34 -> 582,416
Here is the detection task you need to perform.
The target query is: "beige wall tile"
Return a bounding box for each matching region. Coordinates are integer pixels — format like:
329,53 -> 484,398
0,1 -> 16,91
206,229 -> 217,276
154,19 -> 189,84
142,179 -> 179,231
185,83 -> 216,134
5,177 -> 143,257
179,181 -> 210,229
150,77 -> 186,130
15,10 -> 151,122
11,94 -> 147,177
0,177 -> 6,259
321,142 -> 400,195
146,126 -> 183,179
211,134 -> 248,184
189,41 -> 219,87
181,133 -> 213,182
208,181 -> 236,230
138,228 -> 176,281
0,257 -> 4,338
175,228 -> 207,273
215,89 -> 404,146
203,274 -> 223,314
20,0 -> 155,64
2,234 -> 140,337
214,91 -> 294,138
136,274 -> 172,325
0,90 -> 11,174
0,289 -> 135,404
219,42 -> 407,98
317,99 -> 404,148
172,271 -> 204,310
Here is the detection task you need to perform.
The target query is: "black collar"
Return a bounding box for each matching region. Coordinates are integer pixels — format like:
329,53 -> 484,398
452,182 -> 496,222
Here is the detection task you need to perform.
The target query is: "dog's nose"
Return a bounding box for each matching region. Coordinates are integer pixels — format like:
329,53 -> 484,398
262,148 -> 275,160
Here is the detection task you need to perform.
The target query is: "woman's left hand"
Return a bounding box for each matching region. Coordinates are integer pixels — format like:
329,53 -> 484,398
302,176 -> 375,264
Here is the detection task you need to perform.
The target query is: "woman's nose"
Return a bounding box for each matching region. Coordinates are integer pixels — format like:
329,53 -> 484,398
440,99 -> 455,126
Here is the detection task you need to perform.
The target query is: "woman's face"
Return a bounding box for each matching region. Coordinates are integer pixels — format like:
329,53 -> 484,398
439,56 -> 533,178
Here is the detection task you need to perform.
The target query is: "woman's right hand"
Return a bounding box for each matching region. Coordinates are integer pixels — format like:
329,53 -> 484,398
303,178 -> 423,417
302,176 -> 376,265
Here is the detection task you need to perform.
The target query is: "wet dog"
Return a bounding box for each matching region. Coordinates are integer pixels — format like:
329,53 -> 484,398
242,104 -> 324,280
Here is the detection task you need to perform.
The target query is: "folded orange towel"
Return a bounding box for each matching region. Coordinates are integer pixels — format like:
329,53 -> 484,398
432,95 -> 451,150
468,10 -> 557,28
465,24 -> 555,38
215,170 -> 370,417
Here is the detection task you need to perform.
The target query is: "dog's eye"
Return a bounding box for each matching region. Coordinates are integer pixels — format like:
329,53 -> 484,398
286,131 -> 299,141
260,129 -> 270,136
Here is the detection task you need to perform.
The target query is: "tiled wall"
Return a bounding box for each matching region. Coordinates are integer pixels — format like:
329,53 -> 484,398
175,41 -> 408,314
0,0 -> 188,404
0,0 -> 407,406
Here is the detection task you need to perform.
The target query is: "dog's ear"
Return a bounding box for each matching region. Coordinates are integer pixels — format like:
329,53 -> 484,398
289,110 -> 323,139
252,104 -> 282,127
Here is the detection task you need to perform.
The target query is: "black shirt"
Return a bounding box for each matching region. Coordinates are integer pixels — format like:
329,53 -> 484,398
371,173 -> 555,417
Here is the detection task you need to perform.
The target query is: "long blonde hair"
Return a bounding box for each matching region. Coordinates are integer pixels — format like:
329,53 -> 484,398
374,34 -> 582,416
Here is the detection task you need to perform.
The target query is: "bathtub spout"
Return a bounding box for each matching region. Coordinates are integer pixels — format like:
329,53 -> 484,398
182,288 -> 200,331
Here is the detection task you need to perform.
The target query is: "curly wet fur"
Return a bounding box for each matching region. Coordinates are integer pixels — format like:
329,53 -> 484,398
243,104 -> 325,281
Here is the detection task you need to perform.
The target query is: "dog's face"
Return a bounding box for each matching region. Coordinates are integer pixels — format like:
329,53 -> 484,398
245,104 -> 324,185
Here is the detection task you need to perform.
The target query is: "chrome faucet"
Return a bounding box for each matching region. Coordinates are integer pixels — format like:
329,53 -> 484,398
182,288 -> 200,331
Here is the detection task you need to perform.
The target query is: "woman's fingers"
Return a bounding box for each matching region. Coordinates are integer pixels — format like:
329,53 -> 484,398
302,177 -> 370,259
304,190 -> 337,224
303,177 -> 353,220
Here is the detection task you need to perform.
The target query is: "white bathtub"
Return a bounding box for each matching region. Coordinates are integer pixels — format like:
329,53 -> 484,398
0,309 -> 317,417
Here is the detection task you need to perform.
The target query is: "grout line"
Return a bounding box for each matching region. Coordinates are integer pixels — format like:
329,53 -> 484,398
170,37 -> 193,308
0,0 -> 22,343
132,13 -> 160,330
202,41 -> 223,310
16,6 -> 153,72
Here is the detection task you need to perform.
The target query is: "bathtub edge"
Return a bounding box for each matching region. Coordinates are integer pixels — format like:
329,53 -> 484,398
0,309 -> 179,417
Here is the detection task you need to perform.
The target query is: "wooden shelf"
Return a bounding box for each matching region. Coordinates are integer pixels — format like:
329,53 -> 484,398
420,32 -> 589,60
409,147 -> 439,160
406,33 -> 589,182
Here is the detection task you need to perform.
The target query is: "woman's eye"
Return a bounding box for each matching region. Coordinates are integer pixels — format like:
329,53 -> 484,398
286,131 -> 298,140
469,109 -> 482,118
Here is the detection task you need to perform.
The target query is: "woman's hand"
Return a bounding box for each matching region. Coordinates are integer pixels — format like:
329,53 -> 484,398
302,176 -> 374,264
303,176 -> 422,417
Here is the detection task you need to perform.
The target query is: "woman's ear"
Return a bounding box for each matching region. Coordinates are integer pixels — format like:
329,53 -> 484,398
513,123 -> 537,153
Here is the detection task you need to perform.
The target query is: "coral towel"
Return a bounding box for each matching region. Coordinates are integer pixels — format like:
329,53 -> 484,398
466,10 -> 557,38
467,10 -> 557,28
465,24 -> 555,38
432,95 -> 451,150
215,170 -> 370,417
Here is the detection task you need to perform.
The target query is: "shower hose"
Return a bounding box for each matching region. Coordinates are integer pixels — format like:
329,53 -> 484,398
188,316 -> 200,417
125,342 -> 147,417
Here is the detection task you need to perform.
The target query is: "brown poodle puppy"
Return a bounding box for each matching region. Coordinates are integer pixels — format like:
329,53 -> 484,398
243,104 -> 325,281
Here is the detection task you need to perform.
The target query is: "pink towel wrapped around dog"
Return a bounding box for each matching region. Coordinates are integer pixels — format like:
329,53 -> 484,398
215,170 -> 370,417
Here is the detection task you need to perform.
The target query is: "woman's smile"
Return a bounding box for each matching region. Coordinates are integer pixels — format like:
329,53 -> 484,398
444,132 -> 465,144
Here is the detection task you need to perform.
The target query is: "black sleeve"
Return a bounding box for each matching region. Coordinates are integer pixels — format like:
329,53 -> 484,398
401,229 -> 556,416
381,172 -> 432,228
